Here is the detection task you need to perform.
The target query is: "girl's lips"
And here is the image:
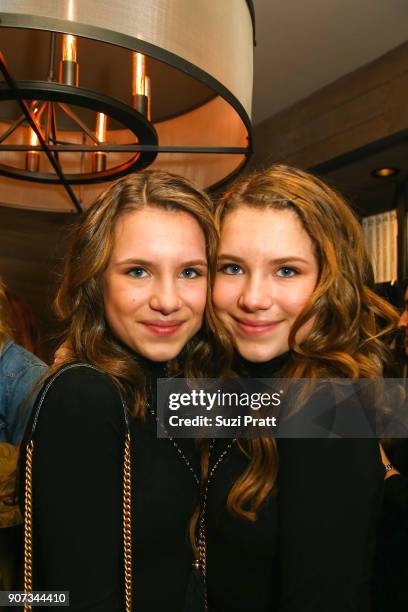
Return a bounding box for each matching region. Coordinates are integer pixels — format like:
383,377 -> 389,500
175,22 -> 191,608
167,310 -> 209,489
233,317 -> 281,336
141,320 -> 184,336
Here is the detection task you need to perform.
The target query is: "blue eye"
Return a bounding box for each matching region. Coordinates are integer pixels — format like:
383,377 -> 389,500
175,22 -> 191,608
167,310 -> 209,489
276,267 -> 297,278
127,267 -> 148,278
220,263 -> 243,275
180,268 -> 200,279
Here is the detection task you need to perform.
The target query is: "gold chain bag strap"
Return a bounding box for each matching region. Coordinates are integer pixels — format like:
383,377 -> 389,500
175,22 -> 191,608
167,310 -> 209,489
23,363 -> 132,612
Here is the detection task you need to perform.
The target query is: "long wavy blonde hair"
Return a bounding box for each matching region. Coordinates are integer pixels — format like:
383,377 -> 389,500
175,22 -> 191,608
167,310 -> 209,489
208,163 -> 398,521
53,170 -> 224,418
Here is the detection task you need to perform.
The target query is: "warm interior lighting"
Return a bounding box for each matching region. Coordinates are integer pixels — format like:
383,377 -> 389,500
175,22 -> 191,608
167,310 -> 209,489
96,112 -> 107,143
132,52 -> 146,96
0,1 -> 253,210
132,52 -> 149,116
92,112 -> 108,172
62,34 -> 77,62
144,75 -> 151,121
26,122 -> 40,172
371,167 -> 400,178
29,126 -> 39,147
67,0 -> 75,21
60,33 -> 79,86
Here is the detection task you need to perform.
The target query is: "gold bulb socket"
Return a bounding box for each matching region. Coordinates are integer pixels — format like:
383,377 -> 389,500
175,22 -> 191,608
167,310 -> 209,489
59,60 -> 79,86
25,151 -> 40,172
92,151 -> 107,173
132,94 -> 148,117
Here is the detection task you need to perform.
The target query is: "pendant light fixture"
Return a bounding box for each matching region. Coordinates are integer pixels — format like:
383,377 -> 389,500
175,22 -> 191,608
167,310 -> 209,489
0,0 -> 254,212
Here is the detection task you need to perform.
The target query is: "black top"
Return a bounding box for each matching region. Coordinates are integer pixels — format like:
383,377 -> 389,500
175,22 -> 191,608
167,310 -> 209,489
206,353 -> 385,611
22,363 -> 200,612
373,441 -> 408,612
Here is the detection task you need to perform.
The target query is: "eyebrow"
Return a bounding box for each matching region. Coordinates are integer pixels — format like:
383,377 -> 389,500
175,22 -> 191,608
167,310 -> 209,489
114,258 -> 208,267
217,254 -> 311,265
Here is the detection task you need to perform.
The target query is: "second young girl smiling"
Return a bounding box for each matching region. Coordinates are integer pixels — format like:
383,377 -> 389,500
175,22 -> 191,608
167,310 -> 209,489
197,164 -> 397,612
214,205 -> 319,362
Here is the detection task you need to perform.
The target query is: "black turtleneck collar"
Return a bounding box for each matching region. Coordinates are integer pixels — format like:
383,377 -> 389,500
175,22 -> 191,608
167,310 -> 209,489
233,351 -> 289,378
134,355 -> 168,382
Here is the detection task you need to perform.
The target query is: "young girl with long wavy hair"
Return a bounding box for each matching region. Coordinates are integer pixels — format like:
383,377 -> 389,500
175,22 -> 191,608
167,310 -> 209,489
21,171 -> 223,612
197,164 -> 398,612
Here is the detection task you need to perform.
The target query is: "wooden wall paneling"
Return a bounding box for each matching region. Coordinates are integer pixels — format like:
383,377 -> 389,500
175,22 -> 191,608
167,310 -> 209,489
251,41 -> 408,171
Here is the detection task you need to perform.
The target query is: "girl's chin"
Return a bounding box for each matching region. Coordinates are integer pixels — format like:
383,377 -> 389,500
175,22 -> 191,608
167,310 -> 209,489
234,341 -> 288,363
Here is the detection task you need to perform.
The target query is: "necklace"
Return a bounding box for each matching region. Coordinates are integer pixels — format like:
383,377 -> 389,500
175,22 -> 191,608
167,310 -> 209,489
194,438 -> 236,610
146,369 -> 200,486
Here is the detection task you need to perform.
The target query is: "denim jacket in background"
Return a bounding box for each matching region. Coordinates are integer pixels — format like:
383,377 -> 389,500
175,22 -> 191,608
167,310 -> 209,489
0,339 -> 47,445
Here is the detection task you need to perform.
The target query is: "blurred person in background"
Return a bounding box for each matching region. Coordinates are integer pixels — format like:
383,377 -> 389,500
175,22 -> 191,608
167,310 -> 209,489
0,276 -> 47,590
6,290 -> 43,359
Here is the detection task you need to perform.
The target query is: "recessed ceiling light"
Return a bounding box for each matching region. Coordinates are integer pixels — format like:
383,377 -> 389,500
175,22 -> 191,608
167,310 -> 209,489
371,167 -> 400,178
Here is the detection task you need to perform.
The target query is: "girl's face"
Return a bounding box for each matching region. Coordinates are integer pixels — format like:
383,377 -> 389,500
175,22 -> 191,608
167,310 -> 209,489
213,206 -> 319,362
103,206 -> 207,362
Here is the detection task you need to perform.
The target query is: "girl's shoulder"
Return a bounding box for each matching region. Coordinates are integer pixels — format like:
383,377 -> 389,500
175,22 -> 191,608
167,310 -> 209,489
44,362 -> 114,389
0,339 -> 46,377
31,363 -> 128,435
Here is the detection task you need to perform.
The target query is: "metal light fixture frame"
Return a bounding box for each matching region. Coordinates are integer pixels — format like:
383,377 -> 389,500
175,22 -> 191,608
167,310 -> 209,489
0,1 -> 254,212
0,58 -> 159,185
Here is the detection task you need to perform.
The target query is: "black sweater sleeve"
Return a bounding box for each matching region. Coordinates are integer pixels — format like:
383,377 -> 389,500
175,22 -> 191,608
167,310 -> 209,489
26,367 -> 127,611
277,438 -> 384,612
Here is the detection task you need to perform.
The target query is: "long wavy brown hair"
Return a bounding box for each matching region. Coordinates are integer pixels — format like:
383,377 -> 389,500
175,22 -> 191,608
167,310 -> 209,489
206,163 -> 398,522
53,170 -> 224,418
0,277 -> 12,351
6,292 -> 42,356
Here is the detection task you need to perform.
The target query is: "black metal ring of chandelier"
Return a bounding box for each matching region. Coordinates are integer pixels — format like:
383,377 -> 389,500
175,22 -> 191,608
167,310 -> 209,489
0,80 -> 158,185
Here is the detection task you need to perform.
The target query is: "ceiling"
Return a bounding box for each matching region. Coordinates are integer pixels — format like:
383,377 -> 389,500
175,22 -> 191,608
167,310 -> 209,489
252,0 -> 408,125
